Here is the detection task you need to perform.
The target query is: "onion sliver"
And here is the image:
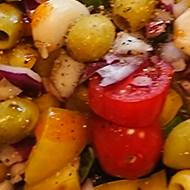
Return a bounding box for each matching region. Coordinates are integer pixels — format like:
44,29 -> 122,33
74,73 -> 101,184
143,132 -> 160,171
97,63 -> 139,87
113,32 -> 153,55
0,78 -> 22,101
0,64 -> 42,97
50,50 -> 85,98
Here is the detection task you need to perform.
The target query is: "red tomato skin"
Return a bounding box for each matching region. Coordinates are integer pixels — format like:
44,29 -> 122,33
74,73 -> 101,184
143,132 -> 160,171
91,115 -> 164,179
89,60 -> 173,128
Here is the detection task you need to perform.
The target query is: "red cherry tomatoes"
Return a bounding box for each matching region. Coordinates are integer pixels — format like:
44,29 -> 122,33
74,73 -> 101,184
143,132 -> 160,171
90,115 -> 164,179
89,59 -> 173,127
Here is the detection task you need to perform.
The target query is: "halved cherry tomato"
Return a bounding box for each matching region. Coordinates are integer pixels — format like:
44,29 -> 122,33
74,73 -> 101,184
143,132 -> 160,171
90,114 -> 164,179
89,59 -> 173,127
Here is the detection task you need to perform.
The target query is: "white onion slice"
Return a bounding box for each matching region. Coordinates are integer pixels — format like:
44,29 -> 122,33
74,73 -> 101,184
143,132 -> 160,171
0,78 -> 22,101
97,64 -> 138,87
82,179 -> 94,190
113,32 -> 153,55
50,50 -> 85,98
0,145 -> 23,167
10,162 -> 26,184
160,42 -> 189,63
173,0 -> 188,18
172,59 -> 186,72
0,180 -> 14,190
42,77 -> 64,102
104,53 -> 120,64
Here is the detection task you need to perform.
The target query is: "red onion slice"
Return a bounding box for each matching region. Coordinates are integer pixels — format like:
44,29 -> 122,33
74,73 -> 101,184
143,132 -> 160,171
0,64 -> 42,97
23,0 -> 40,19
160,0 -> 174,13
80,62 -> 107,84
146,20 -> 167,38
0,138 -> 34,167
35,0 -> 48,3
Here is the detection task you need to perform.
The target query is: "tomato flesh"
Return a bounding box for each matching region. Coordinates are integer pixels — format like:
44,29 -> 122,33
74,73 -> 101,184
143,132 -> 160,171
90,114 -> 164,179
89,59 -> 173,127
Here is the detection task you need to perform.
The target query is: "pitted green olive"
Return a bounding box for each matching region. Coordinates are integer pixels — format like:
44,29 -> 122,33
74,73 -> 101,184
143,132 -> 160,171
0,3 -> 23,50
113,0 -> 156,31
0,98 -> 39,144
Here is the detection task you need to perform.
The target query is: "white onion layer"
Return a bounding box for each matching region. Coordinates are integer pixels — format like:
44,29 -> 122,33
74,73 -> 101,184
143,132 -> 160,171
97,64 -> 138,87
32,0 -> 90,58
113,32 -> 153,55
50,50 -> 85,98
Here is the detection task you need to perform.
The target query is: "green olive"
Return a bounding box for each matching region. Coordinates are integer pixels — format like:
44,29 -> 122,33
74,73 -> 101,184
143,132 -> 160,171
163,119 -> 190,169
113,0 -> 156,32
0,3 -> 23,50
66,14 -> 115,62
8,42 -> 38,69
0,98 -> 39,144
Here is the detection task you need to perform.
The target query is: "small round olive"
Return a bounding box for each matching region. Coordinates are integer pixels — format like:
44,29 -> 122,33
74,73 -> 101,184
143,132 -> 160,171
66,14 -> 115,62
0,3 -> 23,50
0,98 -> 39,144
7,43 -> 38,69
113,0 -> 156,32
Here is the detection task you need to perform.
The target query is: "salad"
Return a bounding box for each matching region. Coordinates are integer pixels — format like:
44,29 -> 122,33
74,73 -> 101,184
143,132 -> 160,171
0,0 -> 190,189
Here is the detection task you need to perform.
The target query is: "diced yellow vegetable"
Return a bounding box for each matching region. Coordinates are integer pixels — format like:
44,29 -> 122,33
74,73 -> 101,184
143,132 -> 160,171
95,170 -> 167,190
25,108 -> 88,186
33,93 -> 60,113
168,170 -> 190,190
24,158 -> 81,190
160,89 -> 183,127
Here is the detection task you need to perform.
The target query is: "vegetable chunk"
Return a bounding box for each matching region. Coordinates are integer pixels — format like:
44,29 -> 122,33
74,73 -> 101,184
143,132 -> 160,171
25,108 -> 88,186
